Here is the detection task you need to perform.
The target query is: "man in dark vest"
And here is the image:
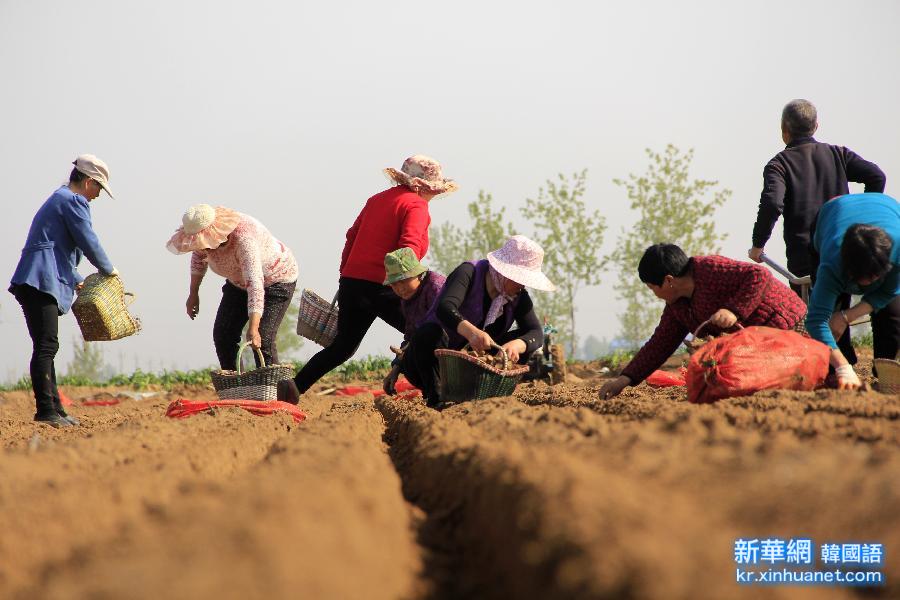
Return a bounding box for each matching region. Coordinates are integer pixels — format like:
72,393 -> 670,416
748,99 -> 886,364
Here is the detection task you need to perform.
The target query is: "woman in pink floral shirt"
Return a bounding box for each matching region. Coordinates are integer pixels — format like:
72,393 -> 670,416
167,204 -> 298,371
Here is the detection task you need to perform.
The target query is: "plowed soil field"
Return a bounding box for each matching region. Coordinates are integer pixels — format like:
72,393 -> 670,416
1,356 -> 897,599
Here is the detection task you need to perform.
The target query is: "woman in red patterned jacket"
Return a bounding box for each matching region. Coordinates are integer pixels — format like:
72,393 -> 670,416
599,244 -> 807,400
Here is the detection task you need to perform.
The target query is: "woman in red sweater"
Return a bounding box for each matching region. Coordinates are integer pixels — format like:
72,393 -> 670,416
598,244 -> 807,400
287,155 -> 458,400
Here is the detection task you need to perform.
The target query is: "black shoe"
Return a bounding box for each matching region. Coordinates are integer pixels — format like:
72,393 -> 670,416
277,380 -> 301,405
34,413 -> 72,428
58,411 -> 81,426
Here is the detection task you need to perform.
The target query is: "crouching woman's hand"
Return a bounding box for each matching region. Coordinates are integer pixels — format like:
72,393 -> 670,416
500,339 -> 527,363
599,375 -> 632,400
383,365 -> 401,396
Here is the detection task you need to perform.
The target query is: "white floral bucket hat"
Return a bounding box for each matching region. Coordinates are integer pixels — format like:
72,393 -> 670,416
487,235 -> 556,292
384,155 -> 459,195
166,204 -> 241,254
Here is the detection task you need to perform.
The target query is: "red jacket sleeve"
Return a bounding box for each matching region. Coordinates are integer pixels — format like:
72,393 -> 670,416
340,210 -> 364,272
398,199 -> 431,259
621,305 -> 689,385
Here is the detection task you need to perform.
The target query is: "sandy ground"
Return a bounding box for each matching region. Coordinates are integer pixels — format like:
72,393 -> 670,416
0,354 -> 897,599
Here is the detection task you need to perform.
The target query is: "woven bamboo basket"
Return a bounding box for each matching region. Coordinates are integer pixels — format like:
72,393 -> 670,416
297,288 -> 338,346
71,273 -> 141,341
435,343 -> 529,403
873,358 -> 900,395
210,342 -> 294,401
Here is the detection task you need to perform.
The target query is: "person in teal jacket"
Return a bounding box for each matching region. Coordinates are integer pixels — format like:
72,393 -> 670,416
9,155 -> 118,427
806,193 -> 900,389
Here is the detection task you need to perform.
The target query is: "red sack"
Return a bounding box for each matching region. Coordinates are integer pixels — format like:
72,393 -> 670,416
686,326 -> 829,404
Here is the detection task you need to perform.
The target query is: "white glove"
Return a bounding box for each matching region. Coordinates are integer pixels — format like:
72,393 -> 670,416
835,364 -> 860,389
109,267 -> 120,277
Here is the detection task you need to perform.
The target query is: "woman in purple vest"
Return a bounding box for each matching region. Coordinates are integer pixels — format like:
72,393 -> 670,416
381,248 -> 447,395
402,235 -> 556,407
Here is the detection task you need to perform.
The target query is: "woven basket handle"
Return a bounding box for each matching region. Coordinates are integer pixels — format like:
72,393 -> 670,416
124,292 -> 136,306
313,292 -> 339,330
693,319 -> 744,339
235,341 -> 267,374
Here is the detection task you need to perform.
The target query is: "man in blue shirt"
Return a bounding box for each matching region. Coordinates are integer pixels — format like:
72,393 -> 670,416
805,193 -> 900,389
9,155 -> 118,427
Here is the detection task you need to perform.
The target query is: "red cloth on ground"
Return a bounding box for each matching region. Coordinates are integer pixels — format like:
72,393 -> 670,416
82,398 -> 121,406
645,369 -> 687,387
334,377 -> 419,397
622,256 -> 807,386
339,186 -> 431,283
165,399 -> 307,422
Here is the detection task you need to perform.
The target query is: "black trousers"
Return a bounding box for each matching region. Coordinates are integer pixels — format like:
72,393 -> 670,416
401,322 -> 530,406
871,296 -> 900,361
12,284 -> 65,417
294,277 -> 404,393
214,280 -> 296,371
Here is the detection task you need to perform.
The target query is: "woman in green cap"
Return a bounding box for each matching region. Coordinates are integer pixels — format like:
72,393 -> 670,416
382,247 -> 446,394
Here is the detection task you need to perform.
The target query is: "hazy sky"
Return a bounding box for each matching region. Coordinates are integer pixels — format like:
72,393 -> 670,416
2,0 -> 898,381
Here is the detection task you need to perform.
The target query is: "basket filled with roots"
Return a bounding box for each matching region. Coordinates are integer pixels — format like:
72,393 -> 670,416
435,343 -> 530,403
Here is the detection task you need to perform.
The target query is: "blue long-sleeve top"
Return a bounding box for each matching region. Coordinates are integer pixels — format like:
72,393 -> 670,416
806,193 -> 900,348
9,186 -> 115,314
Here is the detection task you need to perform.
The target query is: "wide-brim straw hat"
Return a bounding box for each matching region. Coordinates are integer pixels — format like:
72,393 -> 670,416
384,154 -> 459,195
166,204 -> 241,254
487,235 -> 556,292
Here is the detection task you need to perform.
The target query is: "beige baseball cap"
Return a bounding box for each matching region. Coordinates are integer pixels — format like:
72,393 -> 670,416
73,154 -> 115,199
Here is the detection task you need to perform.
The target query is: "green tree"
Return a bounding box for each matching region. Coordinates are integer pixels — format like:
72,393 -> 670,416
428,190 -> 516,275
275,302 -> 304,361
610,145 -> 731,347
521,170 -> 607,356
67,336 -> 107,381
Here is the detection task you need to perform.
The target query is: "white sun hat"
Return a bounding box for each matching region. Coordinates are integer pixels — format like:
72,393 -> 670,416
165,204 -> 241,254
486,235 -> 556,292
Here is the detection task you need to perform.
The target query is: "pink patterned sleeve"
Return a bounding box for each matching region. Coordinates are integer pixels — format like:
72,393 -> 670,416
190,251 -> 209,277
234,235 -> 265,315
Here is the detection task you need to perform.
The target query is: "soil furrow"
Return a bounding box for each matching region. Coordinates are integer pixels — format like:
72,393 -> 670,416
16,395 -> 422,600
0,394 -> 298,596
377,394 -> 893,599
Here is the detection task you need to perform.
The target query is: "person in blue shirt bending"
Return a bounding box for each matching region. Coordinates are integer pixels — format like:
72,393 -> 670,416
9,155 -> 119,427
806,193 -> 900,389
